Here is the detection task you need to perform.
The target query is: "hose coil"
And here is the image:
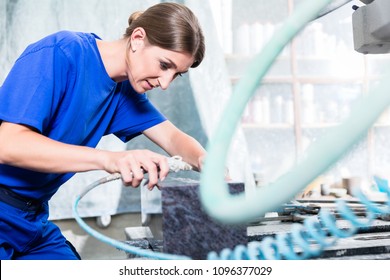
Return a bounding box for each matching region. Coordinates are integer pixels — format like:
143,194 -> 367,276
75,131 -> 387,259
207,180 -> 390,260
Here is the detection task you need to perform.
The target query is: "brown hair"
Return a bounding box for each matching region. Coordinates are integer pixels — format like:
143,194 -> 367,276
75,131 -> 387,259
124,2 -> 205,68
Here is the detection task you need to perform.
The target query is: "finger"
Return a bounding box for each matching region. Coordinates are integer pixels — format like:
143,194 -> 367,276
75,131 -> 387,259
117,154 -> 140,187
119,157 -> 144,188
143,178 -> 149,187
120,167 -> 133,187
224,167 -> 232,181
142,178 -> 153,191
155,156 -> 169,182
141,161 -> 159,189
198,155 -> 206,171
130,165 -> 145,188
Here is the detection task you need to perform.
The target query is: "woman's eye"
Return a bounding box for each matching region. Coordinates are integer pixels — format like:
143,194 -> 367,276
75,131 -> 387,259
160,62 -> 169,70
174,73 -> 183,79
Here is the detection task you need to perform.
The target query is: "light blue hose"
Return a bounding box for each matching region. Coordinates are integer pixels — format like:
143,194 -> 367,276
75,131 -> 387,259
73,174 -> 191,260
199,0 -> 390,224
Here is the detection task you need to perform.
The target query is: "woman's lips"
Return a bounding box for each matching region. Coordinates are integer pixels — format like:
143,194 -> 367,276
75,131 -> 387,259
145,80 -> 154,90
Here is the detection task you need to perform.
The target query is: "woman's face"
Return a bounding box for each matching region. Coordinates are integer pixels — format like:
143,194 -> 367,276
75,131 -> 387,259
127,32 -> 195,93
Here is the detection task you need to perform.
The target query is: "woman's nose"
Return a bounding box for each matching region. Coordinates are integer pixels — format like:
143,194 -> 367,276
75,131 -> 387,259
158,72 -> 175,90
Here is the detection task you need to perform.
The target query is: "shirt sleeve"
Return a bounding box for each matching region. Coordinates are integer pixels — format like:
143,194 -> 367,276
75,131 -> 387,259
0,44 -> 71,134
107,82 -> 167,142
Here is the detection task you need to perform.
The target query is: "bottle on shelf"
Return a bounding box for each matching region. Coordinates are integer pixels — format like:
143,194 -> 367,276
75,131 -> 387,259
301,84 -> 317,125
272,95 -> 284,124
284,99 -> 294,125
233,22 -> 251,56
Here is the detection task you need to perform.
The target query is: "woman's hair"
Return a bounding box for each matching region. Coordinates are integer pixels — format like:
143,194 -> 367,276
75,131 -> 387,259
124,2 -> 205,68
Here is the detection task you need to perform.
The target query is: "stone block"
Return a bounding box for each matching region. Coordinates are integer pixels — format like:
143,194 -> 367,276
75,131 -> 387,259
160,177 -> 247,259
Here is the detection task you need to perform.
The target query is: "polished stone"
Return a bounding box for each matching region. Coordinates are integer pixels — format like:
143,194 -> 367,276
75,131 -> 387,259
160,174 -> 247,259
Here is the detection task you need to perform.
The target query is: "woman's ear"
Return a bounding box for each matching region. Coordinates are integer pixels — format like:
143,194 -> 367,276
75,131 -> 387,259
130,27 -> 147,51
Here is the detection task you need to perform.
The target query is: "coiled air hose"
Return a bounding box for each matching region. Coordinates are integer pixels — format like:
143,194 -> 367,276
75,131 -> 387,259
73,156 -> 192,260
207,181 -> 390,260
73,0 -> 390,260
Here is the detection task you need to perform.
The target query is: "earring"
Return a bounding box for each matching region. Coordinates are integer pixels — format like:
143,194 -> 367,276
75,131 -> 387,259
130,41 -> 136,53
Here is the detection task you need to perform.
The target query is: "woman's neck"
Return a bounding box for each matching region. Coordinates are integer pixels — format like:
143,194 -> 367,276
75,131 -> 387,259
96,38 -> 129,82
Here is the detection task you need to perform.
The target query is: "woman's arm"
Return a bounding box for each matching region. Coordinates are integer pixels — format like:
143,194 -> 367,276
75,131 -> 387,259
143,120 -> 206,171
0,121 -> 169,188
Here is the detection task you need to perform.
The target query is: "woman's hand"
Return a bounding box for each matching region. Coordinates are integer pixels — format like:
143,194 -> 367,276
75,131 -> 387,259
104,149 -> 169,190
196,154 -> 231,181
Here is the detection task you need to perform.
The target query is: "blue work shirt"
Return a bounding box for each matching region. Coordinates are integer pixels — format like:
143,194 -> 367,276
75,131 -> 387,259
0,31 -> 166,202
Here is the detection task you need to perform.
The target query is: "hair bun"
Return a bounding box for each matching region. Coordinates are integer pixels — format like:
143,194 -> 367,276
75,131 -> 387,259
128,11 -> 144,26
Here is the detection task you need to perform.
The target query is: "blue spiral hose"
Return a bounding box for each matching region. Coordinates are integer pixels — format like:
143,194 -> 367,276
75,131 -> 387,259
207,180 -> 390,260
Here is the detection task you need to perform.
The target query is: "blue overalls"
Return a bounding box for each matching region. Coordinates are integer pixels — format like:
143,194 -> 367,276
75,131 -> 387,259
0,31 -> 166,260
0,186 -> 80,259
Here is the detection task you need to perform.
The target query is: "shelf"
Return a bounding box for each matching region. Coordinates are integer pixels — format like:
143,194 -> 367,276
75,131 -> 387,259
373,123 -> 390,128
230,76 -> 368,84
226,54 -> 387,85
242,123 -> 294,129
230,76 -> 294,84
223,0 -> 390,185
225,53 -> 388,63
301,123 -> 340,129
242,123 -> 390,129
225,53 -> 290,60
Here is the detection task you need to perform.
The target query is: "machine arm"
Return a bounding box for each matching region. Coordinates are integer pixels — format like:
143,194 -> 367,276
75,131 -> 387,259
353,0 -> 390,54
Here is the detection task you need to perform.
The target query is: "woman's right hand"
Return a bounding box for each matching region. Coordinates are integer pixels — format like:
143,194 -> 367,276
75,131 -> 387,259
104,149 -> 169,190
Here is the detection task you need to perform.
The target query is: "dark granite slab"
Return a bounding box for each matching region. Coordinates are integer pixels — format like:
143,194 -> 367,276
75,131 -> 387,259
160,172 -> 247,259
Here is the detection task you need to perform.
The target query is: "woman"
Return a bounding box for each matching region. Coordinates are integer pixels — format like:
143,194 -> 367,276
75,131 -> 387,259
0,2 -> 206,259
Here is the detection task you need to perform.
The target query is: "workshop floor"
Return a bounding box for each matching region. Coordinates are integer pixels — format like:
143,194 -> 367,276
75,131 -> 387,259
53,213 -> 162,260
